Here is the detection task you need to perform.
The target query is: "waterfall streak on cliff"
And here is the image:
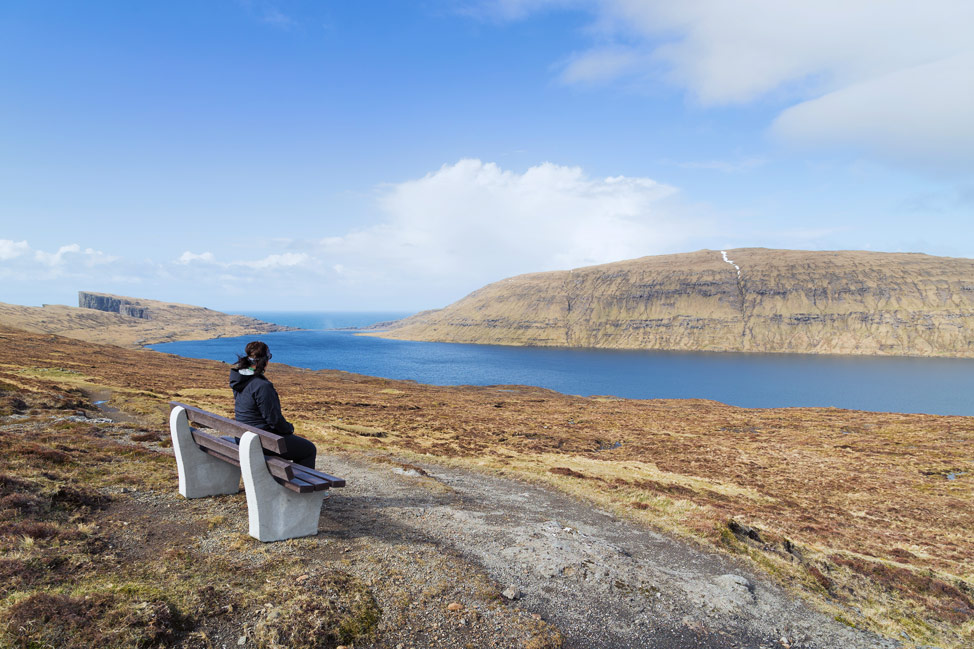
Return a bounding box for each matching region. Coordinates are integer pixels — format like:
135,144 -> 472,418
721,251 -> 749,346
721,250 -> 741,277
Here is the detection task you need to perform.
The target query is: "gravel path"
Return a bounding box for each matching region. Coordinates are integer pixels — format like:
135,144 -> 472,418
319,453 -> 897,649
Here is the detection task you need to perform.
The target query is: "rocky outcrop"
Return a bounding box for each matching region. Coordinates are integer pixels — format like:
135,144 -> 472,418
79,292 -> 150,319
376,249 -> 974,357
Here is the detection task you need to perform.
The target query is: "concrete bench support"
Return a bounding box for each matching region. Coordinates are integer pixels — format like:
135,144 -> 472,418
239,431 -> 327,542
169,406 -> 241,498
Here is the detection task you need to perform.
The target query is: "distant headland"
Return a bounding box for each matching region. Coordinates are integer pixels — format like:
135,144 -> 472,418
0,291 -> 293,348
373,248 -> 974,358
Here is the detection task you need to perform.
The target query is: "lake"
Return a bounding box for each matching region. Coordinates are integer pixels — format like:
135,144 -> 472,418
148,311 -> 974,416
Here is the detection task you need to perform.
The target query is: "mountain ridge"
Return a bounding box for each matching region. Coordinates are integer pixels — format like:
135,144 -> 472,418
374,248 -> 974,357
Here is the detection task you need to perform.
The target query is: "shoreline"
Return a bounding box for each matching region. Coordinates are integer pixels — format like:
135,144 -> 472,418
367,327 -> 974,359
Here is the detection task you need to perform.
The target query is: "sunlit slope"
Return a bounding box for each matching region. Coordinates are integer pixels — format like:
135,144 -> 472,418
376,248 -> 974,357
0,291 -> 292,348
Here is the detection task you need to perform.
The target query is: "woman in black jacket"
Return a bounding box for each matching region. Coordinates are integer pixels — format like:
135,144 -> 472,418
229,341 -> 317,469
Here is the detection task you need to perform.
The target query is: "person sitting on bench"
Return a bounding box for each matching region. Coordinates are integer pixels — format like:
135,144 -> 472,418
229,340 -> 317,469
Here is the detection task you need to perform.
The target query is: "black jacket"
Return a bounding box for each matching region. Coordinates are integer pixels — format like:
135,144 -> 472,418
229,369 -> 294,435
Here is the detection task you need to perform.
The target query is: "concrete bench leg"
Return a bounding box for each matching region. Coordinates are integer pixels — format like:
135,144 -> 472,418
239,432 -> 327,542
170,406 -> 241,498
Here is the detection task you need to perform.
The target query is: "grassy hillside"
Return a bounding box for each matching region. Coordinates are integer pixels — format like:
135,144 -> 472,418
376,249 -> 974,357
0,326 -> 971,647
0,292 -> 292,348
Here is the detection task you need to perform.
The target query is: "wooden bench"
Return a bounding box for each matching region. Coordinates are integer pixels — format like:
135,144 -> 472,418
168,401 -> 344,542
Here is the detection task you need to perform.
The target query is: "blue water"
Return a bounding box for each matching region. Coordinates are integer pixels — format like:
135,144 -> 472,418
149,312 -> 974,416
237,311 -> 411,330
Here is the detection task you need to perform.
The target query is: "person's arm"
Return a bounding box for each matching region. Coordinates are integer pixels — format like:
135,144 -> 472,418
253,380 -> 295,435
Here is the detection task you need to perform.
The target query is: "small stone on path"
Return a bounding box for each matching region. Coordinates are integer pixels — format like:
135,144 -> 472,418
502,585 -> 520,600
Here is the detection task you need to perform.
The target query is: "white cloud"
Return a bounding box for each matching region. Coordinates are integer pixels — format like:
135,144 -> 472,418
176,250 -> 311,270
316,159 -> 698,293
481,0 -> 974,167
176,250 -> 214,265
177,251 -> 215,264
772,53 -> 974,165
232,253 -> 310,269
0,241 -> 119,294
32,244 -> 115,268
0,240 -> 29,261
34,243 -> 81,266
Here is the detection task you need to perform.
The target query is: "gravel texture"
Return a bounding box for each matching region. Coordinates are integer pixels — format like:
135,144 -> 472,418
319,453 -> 899,649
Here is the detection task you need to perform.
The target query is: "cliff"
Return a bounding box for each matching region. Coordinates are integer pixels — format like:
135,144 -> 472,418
79,291 -> 151,319
376,248 -> 974,357
0,292 -> 293,347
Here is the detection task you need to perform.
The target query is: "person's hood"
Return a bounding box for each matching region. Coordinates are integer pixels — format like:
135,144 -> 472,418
229,368 -> 257,393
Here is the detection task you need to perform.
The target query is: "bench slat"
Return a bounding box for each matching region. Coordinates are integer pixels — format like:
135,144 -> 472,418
293,465 -> 345,488
288,469 -> 330,490
275,475 -> 316,493
198,445 -> 240,467
191,429 -> 296,482
191,429 -> 240,456
171,401 -> 288,455
265,457 -> 298,482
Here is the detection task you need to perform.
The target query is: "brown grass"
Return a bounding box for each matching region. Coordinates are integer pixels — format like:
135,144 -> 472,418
249,571 -> 380,648
1,324 -> 972,648
0,374 -> 382,649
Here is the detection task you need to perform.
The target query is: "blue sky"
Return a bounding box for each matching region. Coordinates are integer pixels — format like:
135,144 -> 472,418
2,1 -> 972,311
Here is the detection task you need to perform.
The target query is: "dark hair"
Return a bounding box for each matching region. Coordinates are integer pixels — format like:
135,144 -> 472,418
232,341 -> 272,375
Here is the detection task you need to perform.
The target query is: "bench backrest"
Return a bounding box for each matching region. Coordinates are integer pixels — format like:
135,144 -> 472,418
169,401 -> 289,454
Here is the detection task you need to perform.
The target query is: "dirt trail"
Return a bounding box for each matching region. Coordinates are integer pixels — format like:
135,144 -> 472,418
319,453 -> 897,649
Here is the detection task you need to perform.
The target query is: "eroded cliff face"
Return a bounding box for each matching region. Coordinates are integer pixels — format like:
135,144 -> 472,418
79,292 -> 151,319
377,249 -> 974,357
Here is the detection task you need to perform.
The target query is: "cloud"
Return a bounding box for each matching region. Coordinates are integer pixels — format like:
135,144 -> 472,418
478,0 -> 974,167
316,159 -> 698,294
0,241 -> 120,294
177,251 -> 215,264
33,244 -> 116,268
772,53 -> 974,166
34,244 -> 80,266
0,240 -> 29,261
156,160 -> 706,307
176,251 -> 311,270
232,253 -> 310,269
